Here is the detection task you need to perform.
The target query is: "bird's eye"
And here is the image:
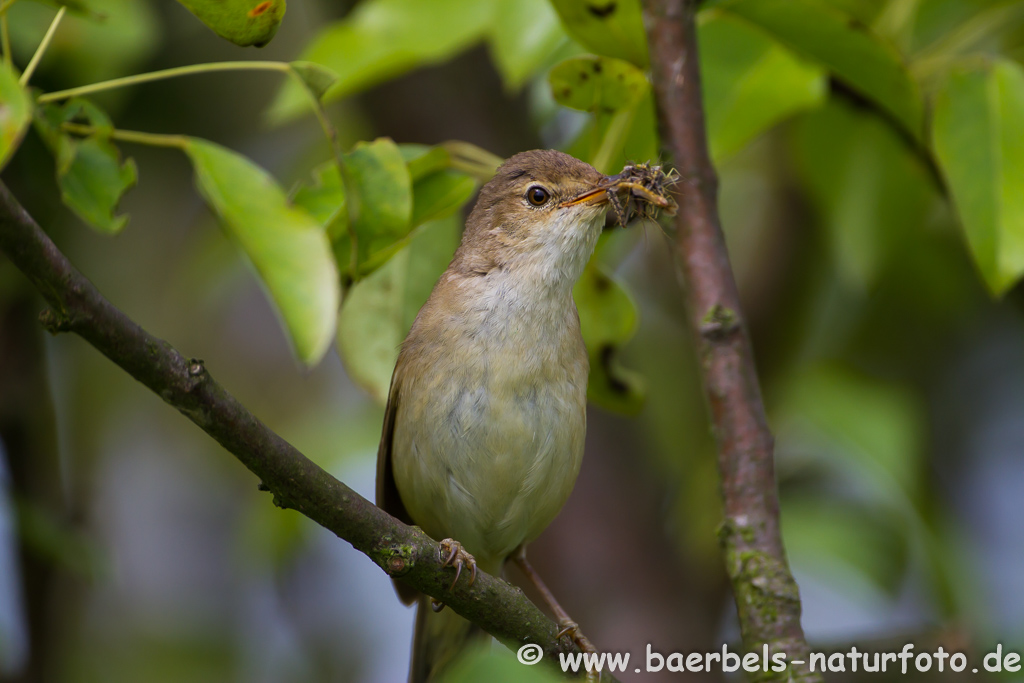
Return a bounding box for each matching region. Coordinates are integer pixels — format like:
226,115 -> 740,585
526,186 -> 551,206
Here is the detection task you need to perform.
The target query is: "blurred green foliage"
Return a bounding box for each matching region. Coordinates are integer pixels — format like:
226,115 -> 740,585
720,0 -> 926,139
2,0 -> 1024,680
698,11 -> 827,163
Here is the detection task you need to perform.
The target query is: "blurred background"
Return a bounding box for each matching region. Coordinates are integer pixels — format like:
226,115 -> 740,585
1,0 -> 1024,681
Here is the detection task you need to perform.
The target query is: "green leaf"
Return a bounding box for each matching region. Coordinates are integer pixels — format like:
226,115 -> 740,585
57,137 -> 138,234
933,58 -> 1024,296
574,261 -> 644,413
793,98 -> 937,289
403,144 -> 449,180
699,11 -> 827,162
0,62 -> 32,172
337,217 -> 461,403
185,139 -> 339,366
343,137 -> 413,272
549,0 -> 648,67
720,0 -> 924,139
267,0 -> 493,123
175,0 -> 285,47
549,55 -> 649,114
564,91 -> 659,175
33,100 -> 136,234
294,144 -> 474,281
489,0 -> 567,91
288,61 -> 339,102
821,0 -> 888,24
411,170 -> 477,227
291,161 -> 348,241
34,97 -> 113,148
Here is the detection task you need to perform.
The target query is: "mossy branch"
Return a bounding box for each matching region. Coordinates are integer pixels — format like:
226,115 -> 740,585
640,0 -> 822,681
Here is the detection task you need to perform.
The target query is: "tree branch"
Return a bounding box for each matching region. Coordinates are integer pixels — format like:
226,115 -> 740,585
640,1 -> 821,681
0,181 -> 617,681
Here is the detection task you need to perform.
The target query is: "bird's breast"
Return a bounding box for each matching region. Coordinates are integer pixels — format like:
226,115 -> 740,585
390,273 -> 589,565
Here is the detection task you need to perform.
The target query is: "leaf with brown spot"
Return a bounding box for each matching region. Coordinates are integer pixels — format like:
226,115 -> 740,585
549,55 -> 648,113
175,0 -> 285,47
550,0 -> 648,66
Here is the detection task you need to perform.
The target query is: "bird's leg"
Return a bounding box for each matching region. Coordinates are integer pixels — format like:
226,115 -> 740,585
430,538 -> 478,613
511,544 -> 600,681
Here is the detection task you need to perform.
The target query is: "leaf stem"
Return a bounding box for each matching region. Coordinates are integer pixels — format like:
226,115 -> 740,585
62,122 -> 188,149
19,5 -> 64,86
286,69 -> 343,165
37,60 -> 292,103
441,140 -> 503,180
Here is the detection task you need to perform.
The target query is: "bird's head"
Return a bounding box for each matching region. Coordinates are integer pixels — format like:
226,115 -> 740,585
455,149 -> 613,285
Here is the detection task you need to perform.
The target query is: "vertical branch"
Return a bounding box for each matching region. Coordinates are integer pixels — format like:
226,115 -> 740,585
640,1 -> 821,681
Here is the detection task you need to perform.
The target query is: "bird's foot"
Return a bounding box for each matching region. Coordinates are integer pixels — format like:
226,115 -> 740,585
438,538 -> 477,591
557,620 -> 600,680
557,620 -> 597,652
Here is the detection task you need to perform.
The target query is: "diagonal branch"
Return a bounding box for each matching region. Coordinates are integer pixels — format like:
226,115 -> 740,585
640,1 -> 822,681
0,181 -> 618,682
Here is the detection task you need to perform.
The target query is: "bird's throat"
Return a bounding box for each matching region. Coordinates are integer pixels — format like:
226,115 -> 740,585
502,211 -> 605,297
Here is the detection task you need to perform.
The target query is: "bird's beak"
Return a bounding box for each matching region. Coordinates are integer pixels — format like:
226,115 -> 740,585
559,186 -> 609,208
560,175 -> 676,211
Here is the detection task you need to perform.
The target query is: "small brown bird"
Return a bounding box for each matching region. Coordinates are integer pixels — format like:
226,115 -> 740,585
377,149 -> 619,682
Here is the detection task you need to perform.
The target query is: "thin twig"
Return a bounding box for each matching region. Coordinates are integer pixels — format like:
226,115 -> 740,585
61,122 -> 189,149
19,5 -> 64,86
640,1 -> 821,681
0,181 -> 619,683
36,60 -> 291,103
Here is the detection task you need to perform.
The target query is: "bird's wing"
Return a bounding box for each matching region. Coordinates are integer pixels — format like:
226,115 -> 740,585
376,362 -> 420,605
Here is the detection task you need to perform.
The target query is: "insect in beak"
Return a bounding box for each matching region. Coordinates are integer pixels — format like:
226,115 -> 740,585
601,163 -> 680,227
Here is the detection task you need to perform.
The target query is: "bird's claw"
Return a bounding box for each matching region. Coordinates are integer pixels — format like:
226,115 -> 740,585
556,620 -> 579,640
556,620 -> 600,680
438,538 -> 477,591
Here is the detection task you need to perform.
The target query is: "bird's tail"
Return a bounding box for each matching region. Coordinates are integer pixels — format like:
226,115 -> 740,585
409,595 -> 487,683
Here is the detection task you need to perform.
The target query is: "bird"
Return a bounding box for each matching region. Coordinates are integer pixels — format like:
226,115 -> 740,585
376,149 -> 617,682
